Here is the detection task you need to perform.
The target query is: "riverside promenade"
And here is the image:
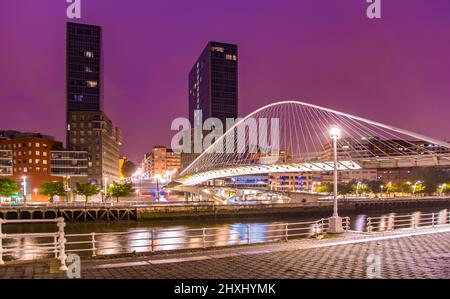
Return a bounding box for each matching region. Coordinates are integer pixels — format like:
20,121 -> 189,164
1,226 -> 449,279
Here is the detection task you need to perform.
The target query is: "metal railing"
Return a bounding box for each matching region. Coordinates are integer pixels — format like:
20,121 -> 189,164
366,210 -> 450,233
0,218 -> 67,270
0,217 -> 350,263
63,217 -> 349,257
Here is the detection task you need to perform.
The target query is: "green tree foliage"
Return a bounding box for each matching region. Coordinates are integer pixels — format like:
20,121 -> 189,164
413,183 -> 426,194
365,180 -> 384,194
108,182 -> 134,202
315,183 -> 333,193
40,182 -> 66,203
409,168 -> 450,193
75,183 -> 100,202
0,178 -> 20,198
441,183 -> 450,194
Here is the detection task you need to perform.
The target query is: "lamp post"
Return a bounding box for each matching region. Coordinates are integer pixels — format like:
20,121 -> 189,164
412,181 -> 421,197
154,174 -> 161,202
22,176 -> 27,203
103,177 -> 108,202
356,181 -> 362,198
328,127 -> 344,234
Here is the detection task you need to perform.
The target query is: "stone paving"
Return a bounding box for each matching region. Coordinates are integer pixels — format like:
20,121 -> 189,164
1,229 -> 449,279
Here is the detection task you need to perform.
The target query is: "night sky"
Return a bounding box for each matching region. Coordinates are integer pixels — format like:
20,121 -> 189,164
1,0 -> 449,162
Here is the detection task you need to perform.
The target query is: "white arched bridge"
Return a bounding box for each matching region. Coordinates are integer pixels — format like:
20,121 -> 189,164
176,101 -> 450,186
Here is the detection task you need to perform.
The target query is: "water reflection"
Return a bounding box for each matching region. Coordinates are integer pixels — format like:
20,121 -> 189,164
2,207 -> 449,261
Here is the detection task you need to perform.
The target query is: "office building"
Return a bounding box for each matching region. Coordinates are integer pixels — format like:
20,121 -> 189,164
144,146 -> 181,180
66,22 -> 122,186
0,130 -> 88,202
189,41 -> 238,128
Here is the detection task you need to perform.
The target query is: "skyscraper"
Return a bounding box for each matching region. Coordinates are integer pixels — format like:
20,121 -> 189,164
189,41 -> 238,128
66,22 -> 122,186
66,22 -> 102,113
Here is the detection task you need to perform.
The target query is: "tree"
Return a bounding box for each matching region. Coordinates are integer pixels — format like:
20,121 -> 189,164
442,183 -> 450,195
108,182 -> 133,202
385,182 -> 400,194
40,182 -> 66,203
316,183 -> 333,194
75,183 -> 100,203
121,161 -> 138,179
409,168 -> 450,194
0,178 -> 19,198
413,183 -> 426,195
365,180 -> 385,194
338,182 -> 353,195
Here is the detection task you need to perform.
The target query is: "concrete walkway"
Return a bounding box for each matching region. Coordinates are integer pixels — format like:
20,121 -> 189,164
1,227 -> 450,279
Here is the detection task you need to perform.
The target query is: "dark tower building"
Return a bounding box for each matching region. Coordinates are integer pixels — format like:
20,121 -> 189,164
189,41 -> 238,128
66,22 -> 102,114
66,22 -> 121,186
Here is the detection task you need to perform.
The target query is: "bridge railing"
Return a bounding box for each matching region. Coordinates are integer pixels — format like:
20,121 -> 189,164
0,218 -> 67,270
366,210 -> 450,233
0,217 -> 350,263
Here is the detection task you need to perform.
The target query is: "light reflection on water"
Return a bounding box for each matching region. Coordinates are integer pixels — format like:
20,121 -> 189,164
2,207 -> 448,261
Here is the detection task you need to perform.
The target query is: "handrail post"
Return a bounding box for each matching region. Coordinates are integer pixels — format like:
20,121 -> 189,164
202,228 -> 207,249
432,213 -> 435,228
367,217 -> 373,233
0,219 -> 4,265
246,225 -> 250,245
53,235 -> 58,259
285,224 -> 289,242
91,232 -> 97,257
57,218 -> 68,271
151,229 -> 155,253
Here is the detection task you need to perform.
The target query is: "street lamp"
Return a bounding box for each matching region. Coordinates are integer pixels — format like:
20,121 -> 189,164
154,174 -> 162,202
356,181 -> 362,198
22,176 -> 27,203
329,127 -> 344,234
439,184 -> 444,197
413,181 -> 421,197
103,177 -> 108,202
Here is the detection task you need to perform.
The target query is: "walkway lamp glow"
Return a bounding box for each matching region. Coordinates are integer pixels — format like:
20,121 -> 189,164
328,127 -> 344,234
413,181 -> 421,196
103,177 -> 108,201
356,181 -> 362,197
439,184 -> 444,196
22,176 -> 27,203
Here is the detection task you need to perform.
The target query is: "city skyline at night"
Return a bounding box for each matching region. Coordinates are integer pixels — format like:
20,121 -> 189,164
1,0 -> 450,163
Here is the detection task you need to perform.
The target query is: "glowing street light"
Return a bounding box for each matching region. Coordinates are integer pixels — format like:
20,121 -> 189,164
22,176 -> 27,203
329,127 -> 344,234
413,181 -> 422,196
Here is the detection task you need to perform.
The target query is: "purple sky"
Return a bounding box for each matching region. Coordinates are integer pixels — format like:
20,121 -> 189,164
1,0 -> 449,162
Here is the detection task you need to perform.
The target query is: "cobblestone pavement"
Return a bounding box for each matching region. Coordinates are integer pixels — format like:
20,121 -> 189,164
1,230 -> 449,279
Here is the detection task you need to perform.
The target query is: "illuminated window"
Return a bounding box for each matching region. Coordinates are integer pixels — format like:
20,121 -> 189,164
35,159 -> 40,164
84,51 -> 94,58
211,47 -> 224,53
86,81 -> 98,88
36,143 -> 40,148
85,66 -> 93,73
225,54 -> 237,61
36,151 -> 40,156
43,160 -> 47,165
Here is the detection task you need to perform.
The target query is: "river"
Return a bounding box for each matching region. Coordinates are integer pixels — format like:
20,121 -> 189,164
2,206 -> 448,261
